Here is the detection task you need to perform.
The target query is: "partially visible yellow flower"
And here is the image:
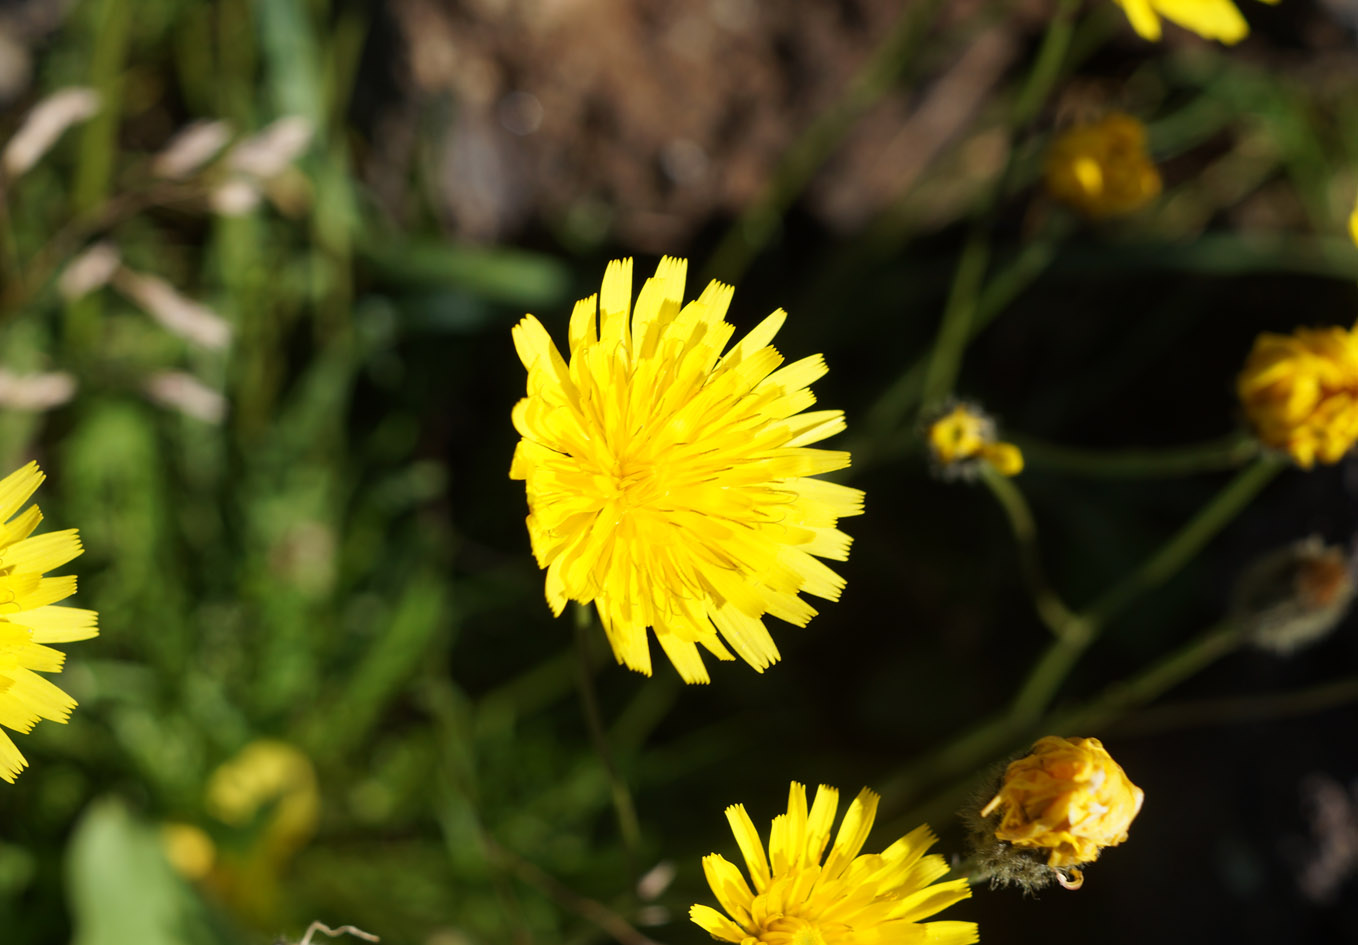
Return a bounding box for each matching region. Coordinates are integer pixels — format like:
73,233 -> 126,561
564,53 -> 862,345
928,404 -> 1023,477
1112,0 -> 1279,44
1348,191 -> 1358,247
1045,114 -> 1161,219
0,461 -> 97,783
980,736 -> 1144,887
692,781 -> 977,945
511,257 -> 865,684
1237,324 -> 1358,467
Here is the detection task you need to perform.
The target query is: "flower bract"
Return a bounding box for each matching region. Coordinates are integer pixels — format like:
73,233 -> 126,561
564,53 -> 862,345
980,736 -> 1144,883
0,461 -> 97,782
691,781 -> 978,945
1045,114 -> 1161,219
1237,324 -> 1358,468
510,257 -> 864,683
1112,0 -> 1279,44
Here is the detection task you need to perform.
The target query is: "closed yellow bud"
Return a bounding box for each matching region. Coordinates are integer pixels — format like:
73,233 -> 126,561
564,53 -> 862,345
1044,114 -> 1161,219
980,736 -> 1144,885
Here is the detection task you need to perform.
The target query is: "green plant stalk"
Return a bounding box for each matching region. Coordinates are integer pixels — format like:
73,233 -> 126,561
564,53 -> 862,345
1111,674 -> 1358,736
979,465 -> 1076,635
917,0 -> 1080,411
852,228 -> 1068,470
701,0 -> 947,283
1014,431 -> 1260,478
886,619 -> 1244,838
1010,454 -> 1283,720
573,603 -> 642,869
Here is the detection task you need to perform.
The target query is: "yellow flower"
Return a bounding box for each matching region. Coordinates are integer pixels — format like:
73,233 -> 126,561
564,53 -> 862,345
691,782 -> 977,945
0,462 -> 97,783
1045,114 -> 1161,219
980,736 -> 1144,886
207,739 -> 319,861
1112,0 -> 1279,44
1348,191 -> 1358,247
511,258 -> 864,684
927,405 -> 1023,477
1237,324 -> 1358,467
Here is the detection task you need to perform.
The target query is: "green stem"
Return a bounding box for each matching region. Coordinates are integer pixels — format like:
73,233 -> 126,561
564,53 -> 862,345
917,0 -> 1080,412
701,0 -> 947,283
1046,620 -> 1243,734
1110,674 -> 1358,736
978,465 -> 1076,635
1014,431 -> 1260,478
573,603 -> 642,869
852,227 -> 1070,470
1010,455 -> 1283,720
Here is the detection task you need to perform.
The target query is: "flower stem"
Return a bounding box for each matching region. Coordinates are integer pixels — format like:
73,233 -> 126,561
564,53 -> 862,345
573,603 -> 643,869
1010,455 -> 1283,720
917,0 -> 1081,413
1013,431 -> 1260,478
978,465 -> 1077,636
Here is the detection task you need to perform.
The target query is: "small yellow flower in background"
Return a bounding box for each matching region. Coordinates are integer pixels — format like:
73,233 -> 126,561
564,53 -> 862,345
207,739 -> 320,861
1348,191 -> 1358,247
980,736 -> 1144,889
1112,0 -> 1279,44
1045,114 -> 1161,219
511,257 -> 865,684
1237,324 -> 1358,468
927,404 -> 1024,478
691,781 -> 977,945
0,461 -> 97,783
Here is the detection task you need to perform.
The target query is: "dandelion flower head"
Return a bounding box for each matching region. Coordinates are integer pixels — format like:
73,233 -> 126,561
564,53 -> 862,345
927,404 -> 1023,478
1112,0 -> 1279,44
1045,114 -> 1161,219
1237,323 -> 1358,468
0,462 -> 97,782
691,781 -> 978,945
510,258 -> 864,684
980,736 -> 1144,884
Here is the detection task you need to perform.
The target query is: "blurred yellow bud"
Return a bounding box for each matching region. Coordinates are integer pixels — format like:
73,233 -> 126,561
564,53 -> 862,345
980,736 -> 1144,885
1237,324 -> 1358,468
162,822 -> 216,881
207,740 -> 320,860
1044,114 -> 1161,219
927,404 -> 1024,478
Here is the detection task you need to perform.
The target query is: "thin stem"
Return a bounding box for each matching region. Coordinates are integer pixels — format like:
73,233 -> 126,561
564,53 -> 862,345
1009,455 -> 1283,720
1046,620 -> 1243,734
485,836 -> 660,945
917,0 -> 1080,412
978,465 -> 1077,636
1110,674 -> 1358,737
573,603 -> 643,868
701,0 -> 947,283
1014,431 -> 1260,478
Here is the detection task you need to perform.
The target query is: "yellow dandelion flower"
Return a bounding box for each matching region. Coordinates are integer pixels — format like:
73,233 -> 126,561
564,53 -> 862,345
1045,114 -> 1161,219
510,257 -> 864,684
1112,0 -> 1279,44
980,736 -> 1144,888
1348,191 -> 1358,248
691,781 -> 978,945
927,404 -> 1023,477
1237,324 -> 1358,467
0,461 -> 96,783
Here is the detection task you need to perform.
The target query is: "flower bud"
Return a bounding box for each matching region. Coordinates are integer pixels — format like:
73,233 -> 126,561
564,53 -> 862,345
1044,114 -> 1160,219
927,403 -> 1023,479
1233,536 -> 1355,655
974,736 -> 1144,890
